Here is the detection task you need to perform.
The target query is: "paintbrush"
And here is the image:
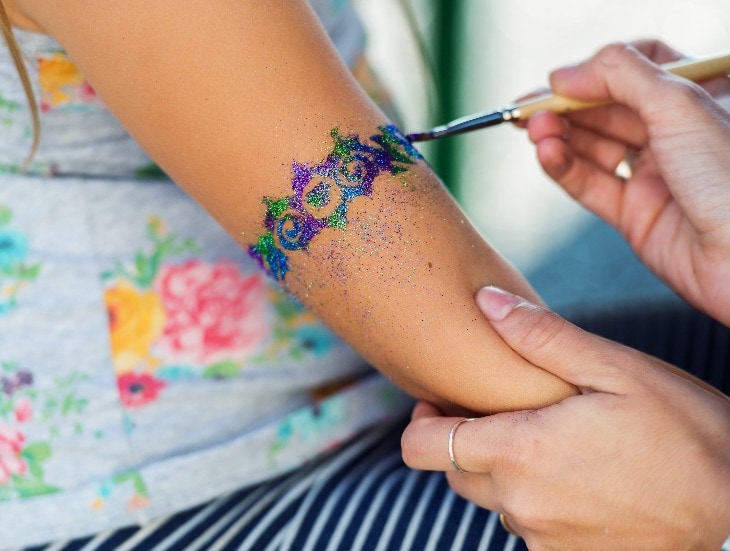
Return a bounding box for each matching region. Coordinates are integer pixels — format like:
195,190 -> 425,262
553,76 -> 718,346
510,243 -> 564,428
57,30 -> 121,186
406,51 -> 730,142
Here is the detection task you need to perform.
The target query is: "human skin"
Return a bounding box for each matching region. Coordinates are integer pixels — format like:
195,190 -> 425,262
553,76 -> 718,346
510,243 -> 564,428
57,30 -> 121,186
402,286 -> 730,551
402,41 -> 730,549
527,40 -> 730,326
1,0 -> 576,413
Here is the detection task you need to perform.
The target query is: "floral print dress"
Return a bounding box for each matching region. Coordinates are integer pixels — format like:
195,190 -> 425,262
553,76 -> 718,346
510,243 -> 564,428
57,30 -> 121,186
0,3 -> 412,547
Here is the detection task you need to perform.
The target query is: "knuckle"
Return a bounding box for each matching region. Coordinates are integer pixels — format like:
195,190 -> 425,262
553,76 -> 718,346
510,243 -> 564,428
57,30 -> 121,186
514,306 -> 568,355
490,416 -> 541,476
613,346 -> 655,383
666,79 -> 710,107
594,42 -> 633,68
586,341 -> 652,391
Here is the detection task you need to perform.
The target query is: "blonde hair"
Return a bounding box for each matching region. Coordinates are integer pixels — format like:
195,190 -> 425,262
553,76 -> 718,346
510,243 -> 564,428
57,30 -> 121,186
0,0 -> 40,168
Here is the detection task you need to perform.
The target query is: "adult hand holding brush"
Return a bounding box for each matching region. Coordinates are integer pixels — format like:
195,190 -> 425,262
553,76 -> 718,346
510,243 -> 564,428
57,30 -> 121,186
402,41 -> 730,551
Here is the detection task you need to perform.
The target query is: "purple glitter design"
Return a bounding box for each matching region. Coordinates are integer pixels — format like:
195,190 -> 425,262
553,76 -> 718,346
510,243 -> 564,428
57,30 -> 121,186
248,125 -> 422,280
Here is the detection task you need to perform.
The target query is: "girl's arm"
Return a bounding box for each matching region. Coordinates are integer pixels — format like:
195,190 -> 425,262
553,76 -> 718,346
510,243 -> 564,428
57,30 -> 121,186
16,0 -> 575,413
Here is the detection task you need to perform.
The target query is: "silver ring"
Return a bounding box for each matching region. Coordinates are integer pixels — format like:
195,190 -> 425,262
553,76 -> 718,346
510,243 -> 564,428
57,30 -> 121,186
448,417 -> 475,473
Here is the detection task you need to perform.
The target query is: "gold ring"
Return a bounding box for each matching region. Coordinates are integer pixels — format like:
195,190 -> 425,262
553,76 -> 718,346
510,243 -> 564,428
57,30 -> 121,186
448,417 -> 475,473
499,512 -> 520,537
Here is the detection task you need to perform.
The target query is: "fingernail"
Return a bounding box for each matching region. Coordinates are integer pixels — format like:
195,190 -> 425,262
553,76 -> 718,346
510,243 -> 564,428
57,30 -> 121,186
551,64 -> 579,80
475,286 -> 522,321
549,64 -> 579,92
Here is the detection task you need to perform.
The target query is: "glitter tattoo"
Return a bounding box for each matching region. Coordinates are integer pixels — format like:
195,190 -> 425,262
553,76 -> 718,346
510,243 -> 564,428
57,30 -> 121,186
248,125 -> 422,281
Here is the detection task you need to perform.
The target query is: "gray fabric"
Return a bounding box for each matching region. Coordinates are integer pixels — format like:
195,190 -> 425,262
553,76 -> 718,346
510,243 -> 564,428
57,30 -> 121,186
0,4 -> 412,549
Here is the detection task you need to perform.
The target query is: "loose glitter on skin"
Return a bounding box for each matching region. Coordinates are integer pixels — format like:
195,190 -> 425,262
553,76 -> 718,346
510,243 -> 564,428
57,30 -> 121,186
248,125 -> 422,280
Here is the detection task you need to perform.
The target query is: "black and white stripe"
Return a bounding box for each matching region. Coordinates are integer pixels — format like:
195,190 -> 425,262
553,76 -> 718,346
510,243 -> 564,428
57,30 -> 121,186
28,301 -> 729,551
27,421 -> 523,551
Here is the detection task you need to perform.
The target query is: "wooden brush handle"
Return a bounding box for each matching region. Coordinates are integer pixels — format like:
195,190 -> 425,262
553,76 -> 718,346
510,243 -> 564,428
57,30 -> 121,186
664,53 -> 730,81
512,52 -> 730,120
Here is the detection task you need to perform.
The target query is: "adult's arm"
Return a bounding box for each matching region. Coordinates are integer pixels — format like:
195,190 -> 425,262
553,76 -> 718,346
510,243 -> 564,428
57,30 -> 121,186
526,40 -> 730,326
402,41 -> 730,549
9,0 -> 575,413
402,286 -> 730,550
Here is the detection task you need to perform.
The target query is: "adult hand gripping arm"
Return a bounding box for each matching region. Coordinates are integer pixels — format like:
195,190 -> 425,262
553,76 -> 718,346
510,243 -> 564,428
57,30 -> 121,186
402,286 -> 730,550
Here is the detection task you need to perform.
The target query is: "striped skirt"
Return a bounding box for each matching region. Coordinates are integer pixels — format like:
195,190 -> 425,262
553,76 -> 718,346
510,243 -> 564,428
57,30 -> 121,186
27,301 -> 730,551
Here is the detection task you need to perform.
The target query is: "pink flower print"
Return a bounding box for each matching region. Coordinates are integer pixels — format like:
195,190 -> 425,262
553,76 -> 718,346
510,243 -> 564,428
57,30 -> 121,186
127,494 -> 151,511
154,261 -> 267,364
14,398 -> 32,423
0,425 -> 26,485
79,82 -> 98,103
117,372 -> 166,408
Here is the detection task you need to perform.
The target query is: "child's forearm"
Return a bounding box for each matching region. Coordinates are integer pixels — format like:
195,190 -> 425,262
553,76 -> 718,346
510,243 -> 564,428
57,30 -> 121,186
243,124 -> 574,413
29,0 -> 576,413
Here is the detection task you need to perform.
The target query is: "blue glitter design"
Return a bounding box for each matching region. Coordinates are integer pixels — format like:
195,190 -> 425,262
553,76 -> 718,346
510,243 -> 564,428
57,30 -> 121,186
248,125 -> 422,280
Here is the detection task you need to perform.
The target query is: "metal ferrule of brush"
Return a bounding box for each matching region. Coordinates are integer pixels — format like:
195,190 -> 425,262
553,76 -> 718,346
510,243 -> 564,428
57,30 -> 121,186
409,108 -> 513,141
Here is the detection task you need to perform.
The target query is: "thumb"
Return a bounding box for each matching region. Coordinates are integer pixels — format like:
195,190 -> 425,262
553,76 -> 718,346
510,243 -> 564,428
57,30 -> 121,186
476,286 -> 625,391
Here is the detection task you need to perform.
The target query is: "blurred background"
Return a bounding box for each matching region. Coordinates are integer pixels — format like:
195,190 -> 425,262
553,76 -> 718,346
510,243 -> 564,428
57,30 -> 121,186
353,0 -> 730,314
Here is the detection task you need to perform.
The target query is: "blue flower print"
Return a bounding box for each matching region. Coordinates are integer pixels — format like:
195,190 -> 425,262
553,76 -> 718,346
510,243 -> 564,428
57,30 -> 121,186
293,325 -> 335,357
0,230 -> 27,269
0,210 -> 41,315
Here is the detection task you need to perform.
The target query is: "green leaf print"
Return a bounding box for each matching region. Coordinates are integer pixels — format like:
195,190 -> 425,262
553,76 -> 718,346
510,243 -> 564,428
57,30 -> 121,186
0,363 -> 91,502
134,251 -> 153,288
0,205 -> 11,226
21,442 -> 52,479
103,216 -> 199,289
112,470 -> 149,498
134,162 -> 168,180
0,441 -> 60,501
202,360 -> 241,379
0,93 -> 21,130
9,475 -> 61,498
22,442 -> 51,463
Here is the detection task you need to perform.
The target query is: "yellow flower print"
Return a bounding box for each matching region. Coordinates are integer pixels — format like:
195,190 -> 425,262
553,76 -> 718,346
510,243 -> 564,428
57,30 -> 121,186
104,280 -> 165,374
37,53 -> 96,110
147,215 -> 166,237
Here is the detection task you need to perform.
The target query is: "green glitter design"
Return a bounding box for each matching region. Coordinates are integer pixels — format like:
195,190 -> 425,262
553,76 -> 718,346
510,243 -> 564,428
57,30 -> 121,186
248,125 -> 422,280
266,198 -> 290,219
305,186 -> 329,208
